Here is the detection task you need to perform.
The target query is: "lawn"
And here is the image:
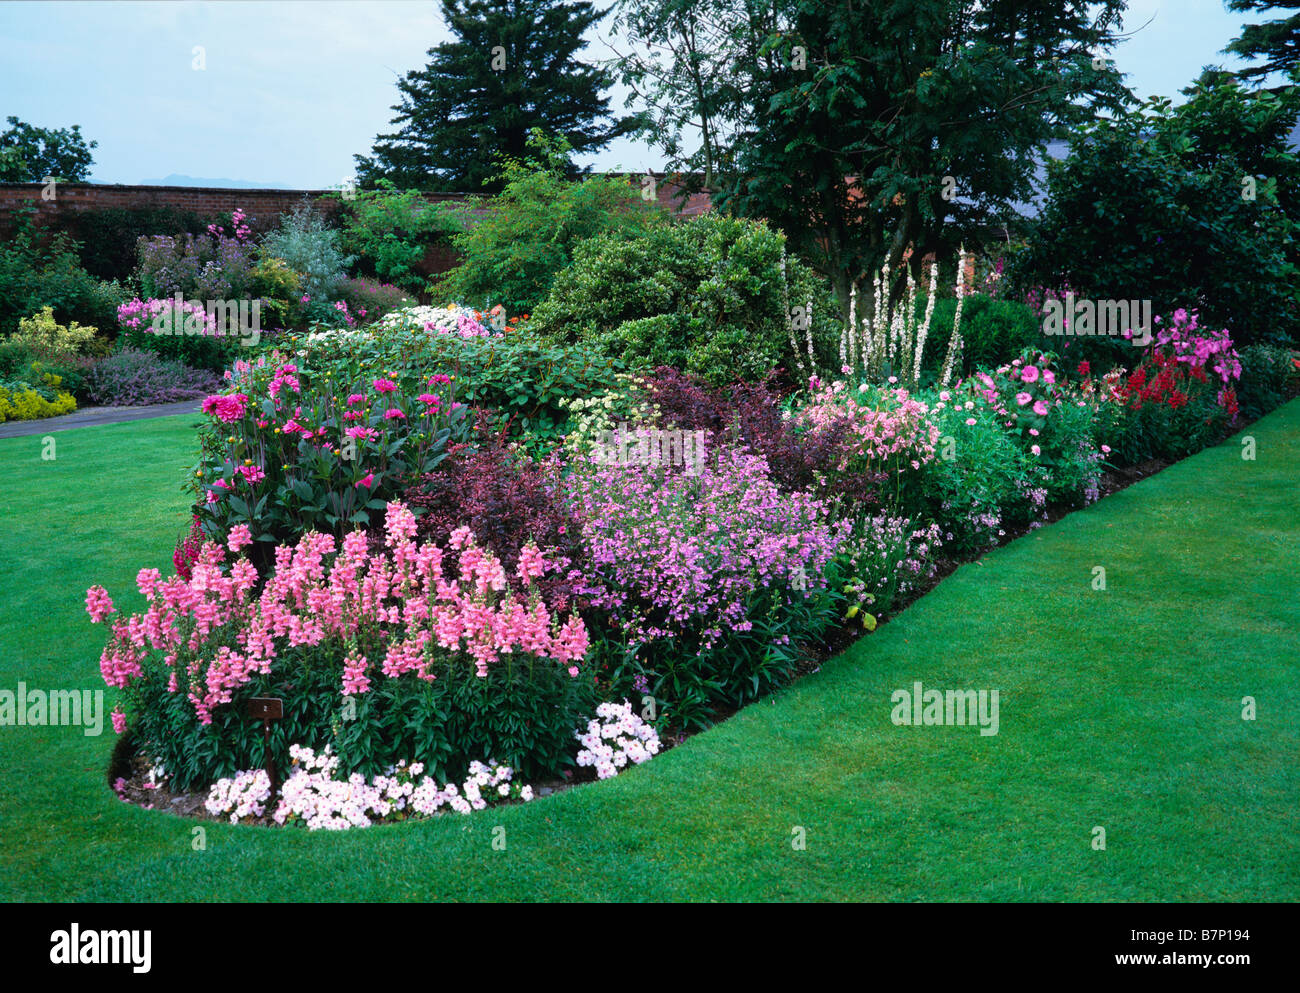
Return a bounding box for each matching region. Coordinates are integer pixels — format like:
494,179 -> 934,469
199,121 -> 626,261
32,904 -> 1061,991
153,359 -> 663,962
1,403 -> 1296,902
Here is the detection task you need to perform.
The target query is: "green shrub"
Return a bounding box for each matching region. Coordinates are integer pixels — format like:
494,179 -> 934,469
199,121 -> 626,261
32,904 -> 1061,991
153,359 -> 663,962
918,294 -> 1041,376
0,207 -> 127,336
433,130 -> 668,314
1007,84 -> 1300,346
913,401 -> 1034,555
1236,343 -> 1296,421
334,180 -> 457,293
530,213 -> 839,386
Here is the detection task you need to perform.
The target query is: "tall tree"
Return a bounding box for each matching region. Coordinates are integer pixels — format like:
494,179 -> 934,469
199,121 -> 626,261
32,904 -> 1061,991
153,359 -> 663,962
1224,1 -> 1300,84
355,0 -> 633,192
618,1 -> 1132,317
0,117 -> 96,182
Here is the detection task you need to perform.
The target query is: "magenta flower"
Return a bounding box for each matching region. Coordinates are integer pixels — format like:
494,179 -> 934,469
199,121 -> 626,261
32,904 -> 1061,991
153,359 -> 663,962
373,378 -> 398,394
1032,400 -> 1049,416
1021,365 -> 1040,384
355,472 -> 375,489
111,708 -> 126,735
383,408 -> 405,420
1015,392 -> 1032,406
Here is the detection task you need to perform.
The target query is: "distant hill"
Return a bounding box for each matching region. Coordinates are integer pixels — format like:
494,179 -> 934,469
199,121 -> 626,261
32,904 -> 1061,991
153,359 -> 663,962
138,174 -> 293,189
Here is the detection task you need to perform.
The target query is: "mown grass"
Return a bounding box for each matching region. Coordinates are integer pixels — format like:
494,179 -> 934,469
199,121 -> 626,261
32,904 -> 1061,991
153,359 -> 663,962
1,404 -> 1296,901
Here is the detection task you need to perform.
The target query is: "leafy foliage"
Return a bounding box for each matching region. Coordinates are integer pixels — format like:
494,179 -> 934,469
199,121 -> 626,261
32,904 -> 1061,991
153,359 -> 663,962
434,130 -> 668,313
0,116 -> 96,182
1009,81 -> 1300,346
530,213 -> 839,386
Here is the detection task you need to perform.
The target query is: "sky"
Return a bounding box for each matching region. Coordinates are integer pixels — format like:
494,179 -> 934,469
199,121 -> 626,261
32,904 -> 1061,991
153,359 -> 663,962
0,0 -> 1284,188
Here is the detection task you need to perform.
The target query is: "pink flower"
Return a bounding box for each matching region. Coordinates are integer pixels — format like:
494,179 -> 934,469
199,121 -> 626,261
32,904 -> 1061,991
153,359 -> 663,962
373,378 -> 398,394
237,464 -> 265,485
1015,392 -> 1032,406
1028,428 -> 1039,436
85,586 -> 114,623
1101,444 -> 1111,454
384,409 -> 405,420
355,473 -> 375,489
1031,444 -> 1041,456
965,417 -> 976,426
568,666 -> 580,678
111,708 -> 126,734
428,373 -> 452,386
1021,365 -> 1040,383
1032,400 -> 1049,416
347,394 -> 366,406
1042,369 -> 1056,384
417,393 -> 440,405
227,524 -> 253,553
201,393 -> 249,423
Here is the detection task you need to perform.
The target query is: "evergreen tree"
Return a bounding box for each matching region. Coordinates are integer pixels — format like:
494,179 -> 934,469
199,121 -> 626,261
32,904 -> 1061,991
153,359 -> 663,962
1224,1 -> 1300,85
355,0 -> 631,192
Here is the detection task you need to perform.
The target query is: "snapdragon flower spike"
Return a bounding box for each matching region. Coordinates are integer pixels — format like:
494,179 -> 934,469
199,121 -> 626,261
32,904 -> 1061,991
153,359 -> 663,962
87,501 -> 588,724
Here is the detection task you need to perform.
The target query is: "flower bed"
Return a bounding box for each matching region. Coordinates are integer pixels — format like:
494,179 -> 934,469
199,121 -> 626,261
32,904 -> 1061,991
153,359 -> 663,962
87,280 -> 1290,828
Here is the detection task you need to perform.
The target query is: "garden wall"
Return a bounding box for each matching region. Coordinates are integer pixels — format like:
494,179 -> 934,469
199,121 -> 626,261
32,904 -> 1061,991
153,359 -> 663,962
0,177 -> 713,279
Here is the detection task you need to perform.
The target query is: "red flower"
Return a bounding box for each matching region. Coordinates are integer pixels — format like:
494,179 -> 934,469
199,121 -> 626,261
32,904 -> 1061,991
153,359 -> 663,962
1077,361 -> 1091,377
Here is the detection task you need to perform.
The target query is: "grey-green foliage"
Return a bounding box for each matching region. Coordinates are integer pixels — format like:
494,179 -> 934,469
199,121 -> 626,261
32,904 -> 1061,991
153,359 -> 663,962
261,201 -> 356,301
530,213 -> 839,386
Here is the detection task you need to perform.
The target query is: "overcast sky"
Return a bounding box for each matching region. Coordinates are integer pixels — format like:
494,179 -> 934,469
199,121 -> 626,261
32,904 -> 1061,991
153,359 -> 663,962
0,0 -> 1281,187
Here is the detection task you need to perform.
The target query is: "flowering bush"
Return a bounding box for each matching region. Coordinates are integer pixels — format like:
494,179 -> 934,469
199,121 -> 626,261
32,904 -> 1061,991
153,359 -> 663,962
574,701 -> 661,780
83,347 -> 219,406
1086,310 -> 1242,463
205,749 -> 533,830
829,513 -> 944,627
135,223 -> 257,301
564,444 -> 846,727
952,350 -> 1103,507
336,277 -> 412,324
374,303 -> 498,338
192,355 -> 469,561
116,296 -> 238,370
797,377 -> 940,512
87,502 -> 593,789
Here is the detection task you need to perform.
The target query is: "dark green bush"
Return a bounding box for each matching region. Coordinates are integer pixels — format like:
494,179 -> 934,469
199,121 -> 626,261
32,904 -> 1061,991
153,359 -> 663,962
60,206 -> 216,281
0,209 -> 126,336
917,293 -> 1041,376
1236,343 -> 1296,421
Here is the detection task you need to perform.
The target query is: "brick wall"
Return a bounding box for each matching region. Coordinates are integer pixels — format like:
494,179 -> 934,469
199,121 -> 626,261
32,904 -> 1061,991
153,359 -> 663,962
0,183 -> 476,235
0,178 -> 713,278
